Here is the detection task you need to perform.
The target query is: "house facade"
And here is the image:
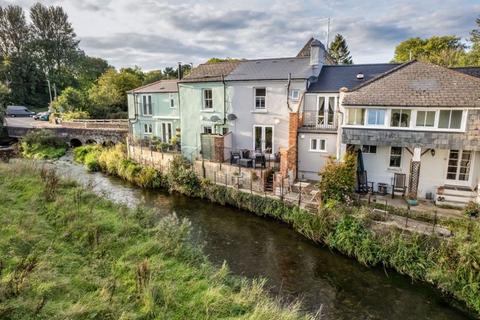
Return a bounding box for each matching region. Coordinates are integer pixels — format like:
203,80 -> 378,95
339,61 -> 480,206
127,80 -> 180,142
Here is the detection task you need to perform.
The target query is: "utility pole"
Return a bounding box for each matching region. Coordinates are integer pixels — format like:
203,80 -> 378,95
326,17 -> 331,49
47,79 -> 52,104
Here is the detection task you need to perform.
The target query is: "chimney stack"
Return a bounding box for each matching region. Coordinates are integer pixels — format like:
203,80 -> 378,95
178,62 -> 182,80
309,39 -> 324,67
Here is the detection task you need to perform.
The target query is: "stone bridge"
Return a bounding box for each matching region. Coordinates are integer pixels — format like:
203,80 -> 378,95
4,118 -> 128,146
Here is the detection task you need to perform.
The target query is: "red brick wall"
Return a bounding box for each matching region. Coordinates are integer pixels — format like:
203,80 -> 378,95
279,112 -> 299,179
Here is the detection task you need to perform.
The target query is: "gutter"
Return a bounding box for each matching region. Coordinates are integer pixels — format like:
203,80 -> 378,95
286,73 -> 292,112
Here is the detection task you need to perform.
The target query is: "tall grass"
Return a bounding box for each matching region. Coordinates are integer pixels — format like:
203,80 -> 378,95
0,162 -> 316,320
73,144 -> 480,315
20,129 -> 67,159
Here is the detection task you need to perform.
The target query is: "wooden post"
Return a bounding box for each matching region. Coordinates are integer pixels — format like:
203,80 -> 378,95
405,204 -> 410,228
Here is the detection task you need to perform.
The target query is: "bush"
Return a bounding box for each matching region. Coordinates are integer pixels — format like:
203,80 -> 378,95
317,152 -> 356,205
464,201 -> 480,218
20,130 -> 67,159
61,110 -> 90,120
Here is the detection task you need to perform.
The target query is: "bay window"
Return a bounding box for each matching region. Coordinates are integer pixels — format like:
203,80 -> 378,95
390,109 -> 411,127
346,108 -> 365,125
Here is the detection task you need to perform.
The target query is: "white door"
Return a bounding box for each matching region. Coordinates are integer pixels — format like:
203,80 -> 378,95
161,122 -> 173,142
253,125 -> 273,154
446,150 -> 473,186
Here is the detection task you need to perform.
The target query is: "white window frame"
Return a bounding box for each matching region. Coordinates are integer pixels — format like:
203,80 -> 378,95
290,89 -> 300,101
202,89 -> 213,110
202,125 -> 213,134
316,95 -> 336,127
143,123 -> 153,135
361,145 -> 377,154
345,108 -> 366,126
142,95 -> 153,116
254,87 -> 266,110
309,138 -> 327,152
415,110 -> 437,128
169,94 -> 175,108
253,125 -> 274,154
438,109 -> 463,130
388,146 -> 403,168
161,122 -> 173,142
390,109 -> 412,128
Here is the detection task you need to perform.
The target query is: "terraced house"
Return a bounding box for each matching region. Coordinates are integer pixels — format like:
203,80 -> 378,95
127,79 -> 180,142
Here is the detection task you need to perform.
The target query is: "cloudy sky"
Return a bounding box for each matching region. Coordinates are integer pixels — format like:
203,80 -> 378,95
7,0 -> 480,70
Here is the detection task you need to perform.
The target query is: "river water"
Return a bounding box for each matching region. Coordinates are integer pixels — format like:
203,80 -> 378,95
48,156 -> 472,320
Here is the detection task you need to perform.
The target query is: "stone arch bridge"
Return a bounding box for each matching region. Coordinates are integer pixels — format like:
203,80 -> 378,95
4,118 -> 128,146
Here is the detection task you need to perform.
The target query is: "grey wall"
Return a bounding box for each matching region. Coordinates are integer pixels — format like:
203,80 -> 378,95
297,131 -> 337,180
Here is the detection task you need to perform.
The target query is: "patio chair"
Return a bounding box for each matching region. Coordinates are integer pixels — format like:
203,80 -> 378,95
254,154 -> 266,168
230,151 -> 241,165
357,170 -> 374,194
391,173 -> 407,198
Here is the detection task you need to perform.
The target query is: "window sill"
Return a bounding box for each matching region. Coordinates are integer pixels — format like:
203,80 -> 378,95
309,149 -> 328,153
387,167 -> 402,172
251,109 -> 268,114
201,109 -> 215,113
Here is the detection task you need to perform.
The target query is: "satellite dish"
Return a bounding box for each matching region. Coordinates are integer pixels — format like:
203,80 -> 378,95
210,115 -> 221,122
227,114 -> 237,121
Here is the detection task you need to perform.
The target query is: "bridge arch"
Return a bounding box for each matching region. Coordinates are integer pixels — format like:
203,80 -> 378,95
85,139 -> 97,145
70,138 -> 82,147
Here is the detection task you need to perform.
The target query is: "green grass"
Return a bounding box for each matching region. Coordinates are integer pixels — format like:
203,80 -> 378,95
20,130 -> 68,160
0,162 -> 314,320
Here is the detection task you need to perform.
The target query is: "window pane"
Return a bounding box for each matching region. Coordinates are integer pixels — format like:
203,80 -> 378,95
450,110 -> 462,129
400,110 -> 411,127
328,97 -> 335,125
425,111 -> 435,127
391,109 -> 401,127
367,110 -> 376,125
416,111 -> 426,126
254,127 -> 262,151
377,110 -> 385,124
389,147 -> 402,167
319,139 -> 326,150
311,139 -> 317,150
438,110 -> 450,128
255,88 -> 266,97
265,127 -> 273,153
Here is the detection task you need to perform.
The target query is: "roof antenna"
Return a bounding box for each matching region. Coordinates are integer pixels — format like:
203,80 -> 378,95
326,17 -> 331,49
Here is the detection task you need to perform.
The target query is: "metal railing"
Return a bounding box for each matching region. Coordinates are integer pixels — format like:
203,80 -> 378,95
301,109 -> 337,130
128,136 -> 181,153
202,146 -> 280,171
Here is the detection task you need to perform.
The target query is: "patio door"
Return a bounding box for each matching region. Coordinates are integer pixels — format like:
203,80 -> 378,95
253,125 -> 273,154
446,150 -> 472,185
161,122 -> 173,142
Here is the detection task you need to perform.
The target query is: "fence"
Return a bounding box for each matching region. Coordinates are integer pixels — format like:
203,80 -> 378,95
62,119 -> 129,130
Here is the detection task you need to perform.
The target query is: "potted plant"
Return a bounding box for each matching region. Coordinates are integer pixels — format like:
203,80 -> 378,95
406,191 -> 418,206
464,201 -> 479,219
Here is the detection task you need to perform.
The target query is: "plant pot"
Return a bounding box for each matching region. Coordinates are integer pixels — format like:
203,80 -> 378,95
406,199 -> 418,206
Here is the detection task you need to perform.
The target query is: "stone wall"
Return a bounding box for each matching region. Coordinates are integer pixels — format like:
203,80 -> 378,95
194,160 -> 271,193
342,109 -> 480,151
128,144 -> 177,171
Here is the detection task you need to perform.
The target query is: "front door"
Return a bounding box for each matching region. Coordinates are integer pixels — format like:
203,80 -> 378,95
161,122 -> 173,142
446,150 -> 473,185
253,125 -> 273,154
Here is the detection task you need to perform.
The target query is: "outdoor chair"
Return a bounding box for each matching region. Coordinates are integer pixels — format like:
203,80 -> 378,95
254,154 -> 266,168
391,173 -> 407,198
230,151 -> 241,165
357,170 -> 374,194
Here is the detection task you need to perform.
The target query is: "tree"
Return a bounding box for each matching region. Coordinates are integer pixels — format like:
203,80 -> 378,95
393,36 -> 467,66
50,86 -> 87,113
467,16 -> 480,66
142,70 -> 163,85
0,5 -> 30,57
328,34 -> 353,64
75,54 -> 111,90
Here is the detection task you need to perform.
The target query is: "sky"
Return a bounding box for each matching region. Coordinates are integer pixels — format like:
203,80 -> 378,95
6,0 -> 480,70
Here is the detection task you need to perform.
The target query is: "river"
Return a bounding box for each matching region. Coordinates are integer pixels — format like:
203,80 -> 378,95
47,156 -> 472,320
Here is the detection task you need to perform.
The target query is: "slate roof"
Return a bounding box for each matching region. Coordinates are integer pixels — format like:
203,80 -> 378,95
343,60 -> 480,108
128,79 -> 178,94
225,57 -> 315,81
452,67 -> 480,79
180,61 -> 241,83
308,63 -> 400,93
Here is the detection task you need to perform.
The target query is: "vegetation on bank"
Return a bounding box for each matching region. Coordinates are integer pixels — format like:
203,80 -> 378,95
20,130 -> 67,159
74,144 -> 480,316
0,162 -> 315,319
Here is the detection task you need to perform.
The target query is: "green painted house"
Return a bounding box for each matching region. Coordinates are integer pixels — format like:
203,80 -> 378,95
127,80 -> 180,142
178,61 -> 239,158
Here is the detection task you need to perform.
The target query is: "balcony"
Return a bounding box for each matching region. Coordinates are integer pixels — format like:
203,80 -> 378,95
300,109 -> 337,131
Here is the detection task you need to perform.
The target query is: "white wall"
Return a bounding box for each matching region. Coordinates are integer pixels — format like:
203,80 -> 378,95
298,132 -> 337,180
227,80 -> 306,153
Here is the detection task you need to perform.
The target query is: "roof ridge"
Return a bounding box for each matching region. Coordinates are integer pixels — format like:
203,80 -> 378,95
323,63 -> 401,67
129,78 -> 178,93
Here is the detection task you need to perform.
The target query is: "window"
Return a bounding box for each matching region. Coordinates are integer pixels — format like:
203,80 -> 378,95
254,125 -> 273,154
389,147 -> 402,168
367,109 -> 386,125
416,111 -> 435,127
203,126 -> 213,134
438,110 -> 462,129
362,145 -> 377,154
255,88 -> 266,109
161,122 -> 173,142
447,150 -> 472,181
142,95 -> 152,115
346,108 -> 365,125
390,109 -> 411,127
327,97 -> 335,125
318,97 -> 325,125
290,89 -> 300,101
203,89 -> 213,109
170,95 -> 175,108
310,138 -> 326,152
143,123 -> 153,134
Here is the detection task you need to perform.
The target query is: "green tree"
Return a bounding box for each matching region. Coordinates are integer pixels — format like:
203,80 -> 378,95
142,70 -> 163,85
88,68 -> 142,118
467,16 -> 480,66
393,36 -> 467,66
328,34 -> 353,64
50,86 -> 87,113
75,54 -> 111,90
0,5 -> 30,57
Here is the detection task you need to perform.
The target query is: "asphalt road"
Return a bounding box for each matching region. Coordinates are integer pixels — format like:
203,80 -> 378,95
4,117 -> 60,128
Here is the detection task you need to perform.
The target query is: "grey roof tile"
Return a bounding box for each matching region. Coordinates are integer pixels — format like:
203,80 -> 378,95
180,61 -> 241,83
129,79 -> 178,93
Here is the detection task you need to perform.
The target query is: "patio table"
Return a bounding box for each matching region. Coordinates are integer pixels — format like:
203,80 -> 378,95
239,158 -> 253,168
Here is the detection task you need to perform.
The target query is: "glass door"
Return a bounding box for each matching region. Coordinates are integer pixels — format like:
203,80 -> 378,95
253,126 -> 273,154
446,150 -> 472,184
161,122 -> 173,142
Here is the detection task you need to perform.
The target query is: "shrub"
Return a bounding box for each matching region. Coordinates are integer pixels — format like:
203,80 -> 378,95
464,201 -> 480,218
61,110 -> 90,120
317,152 -> 356,205
20,130 -> 67,159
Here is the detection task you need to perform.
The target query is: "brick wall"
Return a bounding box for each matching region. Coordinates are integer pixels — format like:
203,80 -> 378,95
342,109 -> 480,151
279,112 -> 299,178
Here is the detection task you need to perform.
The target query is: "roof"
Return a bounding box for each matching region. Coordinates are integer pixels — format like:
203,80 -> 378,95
180,61 -> 241,83
296,37 -> 326,57
225,57 -> 315,81
308,63 -> 400,93
128,79 -> 178,94
452,67 -> 480,79
343,60 -> 480,108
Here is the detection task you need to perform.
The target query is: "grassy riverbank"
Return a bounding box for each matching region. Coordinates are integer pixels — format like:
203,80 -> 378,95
20,130 -> 67,160
0,162 -> 314,319
73,144 -> 480,316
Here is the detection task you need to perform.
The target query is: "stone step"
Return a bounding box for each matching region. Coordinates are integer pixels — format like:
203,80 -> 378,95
436,194 -> 475,205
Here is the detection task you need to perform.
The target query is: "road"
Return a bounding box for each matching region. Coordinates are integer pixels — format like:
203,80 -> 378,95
4,117 -> 61,129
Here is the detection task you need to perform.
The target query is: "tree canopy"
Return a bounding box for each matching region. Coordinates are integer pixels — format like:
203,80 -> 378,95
328,34 -> 353,64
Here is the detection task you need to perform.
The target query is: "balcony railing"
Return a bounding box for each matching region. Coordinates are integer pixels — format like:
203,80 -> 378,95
301,109 -> 337,130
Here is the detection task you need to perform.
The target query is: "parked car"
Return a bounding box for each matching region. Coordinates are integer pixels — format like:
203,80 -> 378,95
33,111 -> 51,121
5,105 -> 36,117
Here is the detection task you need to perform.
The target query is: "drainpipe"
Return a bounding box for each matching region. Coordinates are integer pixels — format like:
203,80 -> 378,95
128,93 -> 140,135
218,74 -> 227,134
336,110 -> 344,161
286,73 -> 292,112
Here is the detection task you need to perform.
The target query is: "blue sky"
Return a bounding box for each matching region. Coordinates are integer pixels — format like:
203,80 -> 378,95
7,0 -> 480,70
